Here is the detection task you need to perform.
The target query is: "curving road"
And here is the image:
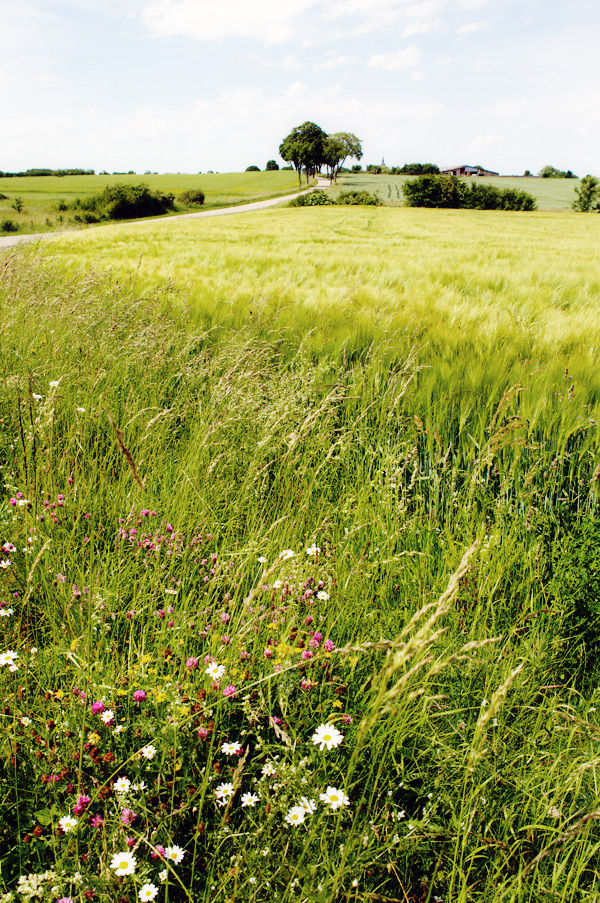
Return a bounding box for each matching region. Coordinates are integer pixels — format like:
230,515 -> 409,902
0,178 -> 331,250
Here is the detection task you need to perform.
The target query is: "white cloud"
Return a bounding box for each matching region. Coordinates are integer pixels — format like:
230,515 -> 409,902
403,17 -> 441,35
316,54 -> 359,69
367,47 -> 421,69
142,0 -> 317,43
456,20 -> 490,35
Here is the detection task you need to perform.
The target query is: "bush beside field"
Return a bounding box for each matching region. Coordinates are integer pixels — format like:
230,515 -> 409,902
1,241 -> 600,901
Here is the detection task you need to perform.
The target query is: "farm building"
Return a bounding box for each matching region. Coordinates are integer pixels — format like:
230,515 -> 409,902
441,164 -> 499,177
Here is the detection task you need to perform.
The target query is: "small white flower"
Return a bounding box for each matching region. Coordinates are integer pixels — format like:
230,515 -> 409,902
205,662 -> 225,680
113,724 -> 124,734
300,796 -> 317,814
0,608 -> 13,617
221,741 -> 242,756
140,744 -> 157,760
58,814 -> 78,833
316,590 -> 329,601
100,709 -> 114,724
0,651 -> 18,667
481,699 -> 488,707
138,884 -> 159,901
49,380 -> 60,388
241,792 -> 259,807
113,776 -> 131,793
16,499 -> 28,507
159,869 -> 167,882
76,407 -> 85,413
319,786 -> 350,810
3,543 -> 16,552
285,806 -> 306,826
311,723 -> 344,751
132,780 -> 148,792
305,544 -> 320,556
110,851 -> 137,876
32,393 -> 43,401
0,560 -> 11,569
215,782 -> 235,805
165,845 -> 185,864
280,549 -> 295,560
257,556 -> 268,564
20,716 -> 31,726
261,761 -> 277,778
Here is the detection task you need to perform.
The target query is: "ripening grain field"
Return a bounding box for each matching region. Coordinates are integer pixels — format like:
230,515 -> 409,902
2,206 -> 600,903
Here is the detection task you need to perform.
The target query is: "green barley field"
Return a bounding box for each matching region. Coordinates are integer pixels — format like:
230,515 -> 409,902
2,201 -> 600,903
0,171 -> 302,234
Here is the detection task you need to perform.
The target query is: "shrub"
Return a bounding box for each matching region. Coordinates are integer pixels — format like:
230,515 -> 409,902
573,175 -> 600,213
0,193 -> 7,200
245,165 -> 260,172
0,219 -> 18,233
403,174 -> 536,211
265,160 -> 279,171
289,190 -> 334,206
335,190 -> 382,206
75,184 -> 176,221
179,189 -> 205,207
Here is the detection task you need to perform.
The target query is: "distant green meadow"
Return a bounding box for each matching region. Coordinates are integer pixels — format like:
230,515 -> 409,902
0,171 -> 302,233
335,173 -> 582,210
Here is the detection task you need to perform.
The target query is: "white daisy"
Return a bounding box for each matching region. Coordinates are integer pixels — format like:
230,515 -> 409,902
241,792 -> 259,807
165,845 -> 185,864
138,884 -> 158,901
280,549 -> 295,560
113,776 -> 131,794
320,786 -> 350,810
221,741 -> 242,756
285,806 -> 306,826
110,851 -> 136,876
311,723 -> 344,751
58,814 -> 78,833
205,662 -> 225,680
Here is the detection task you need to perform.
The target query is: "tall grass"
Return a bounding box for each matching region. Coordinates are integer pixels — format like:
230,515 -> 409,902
1,246 -> 600,902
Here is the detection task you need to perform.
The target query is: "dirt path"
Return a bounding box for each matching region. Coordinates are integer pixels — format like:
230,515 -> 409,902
0,178 -> 331,250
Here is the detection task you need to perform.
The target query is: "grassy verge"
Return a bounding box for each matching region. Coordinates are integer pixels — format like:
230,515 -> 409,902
1,242 -> 600,901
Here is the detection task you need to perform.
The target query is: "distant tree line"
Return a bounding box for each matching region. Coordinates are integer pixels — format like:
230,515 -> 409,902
403,174 -> 537,211
279,123 -> 363,184
0,168 -> 95,178
539,165 -> 577,179
365,163 -> 440,175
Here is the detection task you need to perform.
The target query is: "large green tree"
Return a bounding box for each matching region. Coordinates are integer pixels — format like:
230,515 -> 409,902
323,132 -> 363,183
573,174 -> 600,212
279,122 -> 328,184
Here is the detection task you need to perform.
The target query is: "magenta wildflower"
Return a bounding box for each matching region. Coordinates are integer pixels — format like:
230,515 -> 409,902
223,685 -> 236,698
90,814 -> 104,828
151,844 -> 166,860
186,657 -> 199,670
121,808 -> 136,826
197,727 -> 209,740
324,639 -> 335,652
133,690 -> 146,702
73,794 -> 91,816
91,701 -> 105,715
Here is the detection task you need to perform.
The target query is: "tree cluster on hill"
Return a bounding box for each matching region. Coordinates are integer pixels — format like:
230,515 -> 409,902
0,168 -> 95,177
366,163 -> 440,175
279,123 -> 362,184
403,174 -> 537,211
539,165 -> 577,179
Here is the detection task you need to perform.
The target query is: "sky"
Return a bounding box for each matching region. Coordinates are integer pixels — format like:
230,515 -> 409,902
2,0 -> 599,176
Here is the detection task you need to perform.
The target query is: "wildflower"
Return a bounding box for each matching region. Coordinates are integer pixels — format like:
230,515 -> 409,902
58,815 -> 78,833
186,657 -> 199,670
257,556 -> 268,563
317,590 -> 329,601
273,579 -> 283,589
91,701 -> 105,714
58,898 -> 74,903
121,809 -> 136,826
73,794 -> 91,816
0,651 -> 18,667
300,796 -> 317,814
306,544 -> 320,556
76,407 -> 85,413
20,716 -> 31,726
133,690 -> 146,702
261,761 -> 277,778
165,845 -> 185,864
215,782 -> 235,805
320,786 -> 350,810
32,393 -> 43,401
113,724 -> 124,735
90,815 -> 103,828
49,380 -> 60,388
140,744 -> 157,760
100,709 -> 114,725
280,549 -> 295,560
205,662 -> 225,680
159,870 -> 167,882
241,792 -> 259,807
138,885 -> 159,901
110,850 -> 137,876
114,777 -> 131,794
0,560 -> 11,570
223,684 -> 236,698
221,741 -> 242,755
323,638 -> 335,652
285,806 -> 306,826
312,723 -> 344,751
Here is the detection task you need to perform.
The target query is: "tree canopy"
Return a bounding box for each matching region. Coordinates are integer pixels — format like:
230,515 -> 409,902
279,122 -> 328,184
323,132 -> 363,182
